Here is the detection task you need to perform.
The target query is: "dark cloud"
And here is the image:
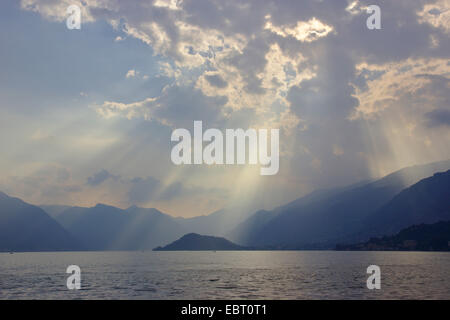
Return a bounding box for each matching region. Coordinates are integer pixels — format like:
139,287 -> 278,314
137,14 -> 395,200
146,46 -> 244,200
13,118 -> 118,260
425,109 -> 450,128
152,85 -> 229,127
86,169 -> 118,186
225,37 -> 270,95
205,74 -> 228,88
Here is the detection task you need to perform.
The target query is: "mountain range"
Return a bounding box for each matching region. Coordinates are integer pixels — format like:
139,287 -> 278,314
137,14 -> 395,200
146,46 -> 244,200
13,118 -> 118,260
1,159 -> 449,251
37,204 -> 254,251
228,160 -> 450,248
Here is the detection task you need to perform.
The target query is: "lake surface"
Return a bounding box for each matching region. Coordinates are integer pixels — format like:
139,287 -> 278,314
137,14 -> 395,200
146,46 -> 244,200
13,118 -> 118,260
1,251 -> 449,299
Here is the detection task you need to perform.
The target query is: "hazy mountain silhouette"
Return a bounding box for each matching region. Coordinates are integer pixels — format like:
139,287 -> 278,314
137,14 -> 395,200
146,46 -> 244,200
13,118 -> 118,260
50,204 -> 187,250
364,170 -> 450,237
174,206 -> 256,237
39,204 -> 255,250
230,160 -> 450,248
228,209 -> 277,245
153,233 -> 248,251
2,159 -> 449,251
40,205 -> 72,218
0,192 -> 81,252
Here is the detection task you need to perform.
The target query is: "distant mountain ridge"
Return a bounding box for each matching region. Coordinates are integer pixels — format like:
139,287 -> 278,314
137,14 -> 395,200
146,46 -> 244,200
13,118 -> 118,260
40,204 -> 254,250
49,204 -> 186,250
174,206 -> 255,237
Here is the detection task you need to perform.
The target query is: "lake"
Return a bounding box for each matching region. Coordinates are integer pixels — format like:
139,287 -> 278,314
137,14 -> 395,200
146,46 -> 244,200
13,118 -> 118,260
1,251 -> 449,299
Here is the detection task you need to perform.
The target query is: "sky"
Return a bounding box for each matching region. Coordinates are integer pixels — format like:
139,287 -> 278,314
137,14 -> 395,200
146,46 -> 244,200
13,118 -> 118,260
0,0 -> 449,217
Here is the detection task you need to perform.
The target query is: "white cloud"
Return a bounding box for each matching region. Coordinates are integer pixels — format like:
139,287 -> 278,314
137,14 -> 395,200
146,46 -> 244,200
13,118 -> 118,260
126,69 -> 138,78
264,17 -> 334,42
96,97 -> 156,120
352,58 -> 450,119
153,0 -> 183,11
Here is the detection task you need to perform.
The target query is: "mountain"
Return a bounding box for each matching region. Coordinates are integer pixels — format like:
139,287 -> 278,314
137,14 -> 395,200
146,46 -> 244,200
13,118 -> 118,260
228,209 -> 277,245
175,206 -> 256,237
337,221 -> 450,251
363,170 -> 450,237
123,206 -> 188,249
4,159 -> 449,251
40,204 -> 255,250
230,160 -> 450,248
153,233 -> 248,251
39,205 -> 72,218
49,204 -> 187,250
0,192 -> 81,252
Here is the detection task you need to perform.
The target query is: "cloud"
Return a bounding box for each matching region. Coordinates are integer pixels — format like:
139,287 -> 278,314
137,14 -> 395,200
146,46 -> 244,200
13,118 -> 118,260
0,164 -> 82,205
127,175 -> 224,205
417,1 -> 450,33
11,0 -> 450,213
96,84 -> 229,127
86,169 -> 118,186
204,73 -> 228,88
126,69 -> 138,78
352,59 -> 450,119
425,109 -> 450,127
20,0 -> 96,23
264,16 -> 333,42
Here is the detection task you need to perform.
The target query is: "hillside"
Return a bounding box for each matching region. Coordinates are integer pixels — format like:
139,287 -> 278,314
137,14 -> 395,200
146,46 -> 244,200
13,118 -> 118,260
337,221 -> 450,251
363,170 -> 450,237
0,192 -> 81,252
51,204 -> 187,250
41,204 -> 255,250
154,233 -> 248,251
230,160 -> 450,248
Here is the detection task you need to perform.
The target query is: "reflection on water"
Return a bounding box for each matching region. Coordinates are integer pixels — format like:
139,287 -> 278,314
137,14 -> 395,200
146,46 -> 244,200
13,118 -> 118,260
1,251 -> 449,299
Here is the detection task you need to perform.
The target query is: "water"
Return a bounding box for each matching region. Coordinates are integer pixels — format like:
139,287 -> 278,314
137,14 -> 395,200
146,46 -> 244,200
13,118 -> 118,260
1,251 -> 449,299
